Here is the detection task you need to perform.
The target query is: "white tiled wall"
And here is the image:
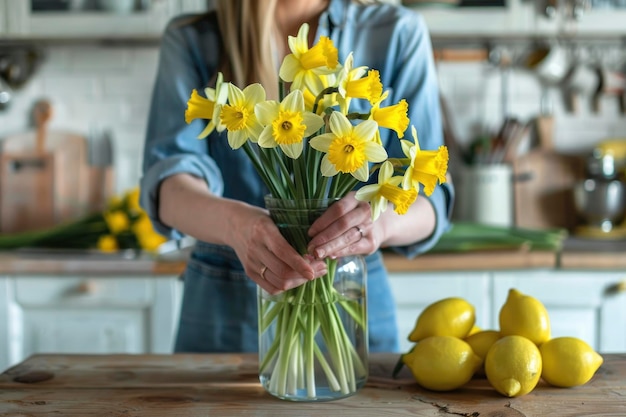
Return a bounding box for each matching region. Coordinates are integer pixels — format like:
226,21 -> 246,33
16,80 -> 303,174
0,45 -> 159,194
1,45 -> 625,194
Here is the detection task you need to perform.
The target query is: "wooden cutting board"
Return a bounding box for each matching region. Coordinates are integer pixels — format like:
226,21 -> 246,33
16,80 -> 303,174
513,116 -> 586,231
0,100 -> 113,234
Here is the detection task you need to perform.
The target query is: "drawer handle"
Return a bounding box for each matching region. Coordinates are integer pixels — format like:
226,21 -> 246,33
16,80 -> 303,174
75,281 -> 98,295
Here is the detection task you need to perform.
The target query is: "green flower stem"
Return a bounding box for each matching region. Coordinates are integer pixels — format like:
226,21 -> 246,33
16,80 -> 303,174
260,264 -> 366,399
242,142 -> 281,198
0,213 -> 107,249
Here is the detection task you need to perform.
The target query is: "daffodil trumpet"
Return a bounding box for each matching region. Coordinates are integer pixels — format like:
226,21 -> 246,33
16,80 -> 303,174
185,22 -> 449,401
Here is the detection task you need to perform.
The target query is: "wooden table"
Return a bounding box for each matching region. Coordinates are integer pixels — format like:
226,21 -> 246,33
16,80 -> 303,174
0,353 -> 625,416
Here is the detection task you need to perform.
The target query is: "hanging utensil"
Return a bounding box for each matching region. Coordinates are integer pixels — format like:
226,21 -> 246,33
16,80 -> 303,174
0,75 -> 12,111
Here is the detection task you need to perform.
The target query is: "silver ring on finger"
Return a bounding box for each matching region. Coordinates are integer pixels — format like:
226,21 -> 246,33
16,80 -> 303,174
355,225 -> 364,240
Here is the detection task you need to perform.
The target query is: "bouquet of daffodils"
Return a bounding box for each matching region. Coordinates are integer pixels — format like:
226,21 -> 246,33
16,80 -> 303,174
0,187 -> 167,253
186,24 -> 448,399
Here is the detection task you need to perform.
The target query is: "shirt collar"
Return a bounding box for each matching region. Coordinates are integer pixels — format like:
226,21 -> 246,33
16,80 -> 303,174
319,0 -> 349,35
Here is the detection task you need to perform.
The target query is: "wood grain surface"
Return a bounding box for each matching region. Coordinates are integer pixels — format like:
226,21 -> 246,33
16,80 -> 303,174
0,353 -> 624,416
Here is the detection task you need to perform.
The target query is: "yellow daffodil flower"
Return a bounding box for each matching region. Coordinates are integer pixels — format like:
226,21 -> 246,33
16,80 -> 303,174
355,161 -> 418,220
185,72 -> 228,138
124,187 -> 142,215
256,90 -> 325,159
107,195 -> 123,210
136,230 -> 168,251
97,235 -> 119,252
310,111 -> 387,182
220,83 -> 266,149
104,210 -> 130,234
131,214 -> 154,235
369,90 -> 409,144
302,75 -> 339,114
401,126 -> 449,196
336,53 -> 383,114
279,23 -> 339,92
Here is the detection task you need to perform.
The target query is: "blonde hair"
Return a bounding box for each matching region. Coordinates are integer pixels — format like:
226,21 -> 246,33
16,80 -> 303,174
215,0 -> 380,99
216,0 -> 278,98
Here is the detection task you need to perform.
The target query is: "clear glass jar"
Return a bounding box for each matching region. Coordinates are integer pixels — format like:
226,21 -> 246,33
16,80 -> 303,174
258,197 -> 369,402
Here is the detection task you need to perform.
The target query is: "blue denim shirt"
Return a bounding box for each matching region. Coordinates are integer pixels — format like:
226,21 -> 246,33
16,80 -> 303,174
140,0 -> 454,353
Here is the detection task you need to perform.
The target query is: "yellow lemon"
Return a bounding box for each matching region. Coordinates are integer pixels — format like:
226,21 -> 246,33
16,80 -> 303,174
499,288 -> 550,345
402,336 -> 481,391
464,330 -> 501,376
408,297 -> 476,342
485,335 -> 542,397
540,337 -> 604,388
467,324 -> 482,336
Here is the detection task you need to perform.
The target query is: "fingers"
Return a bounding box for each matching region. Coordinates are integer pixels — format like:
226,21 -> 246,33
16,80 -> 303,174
255,255 -> 327,295
247,222 -> 328,294
306,194 -> 374,259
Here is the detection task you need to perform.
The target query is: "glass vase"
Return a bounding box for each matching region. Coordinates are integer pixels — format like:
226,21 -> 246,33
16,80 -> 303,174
258,197 -> 369,402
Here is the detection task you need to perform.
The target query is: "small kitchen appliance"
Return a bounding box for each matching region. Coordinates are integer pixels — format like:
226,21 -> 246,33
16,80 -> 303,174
573,139 -> 626,238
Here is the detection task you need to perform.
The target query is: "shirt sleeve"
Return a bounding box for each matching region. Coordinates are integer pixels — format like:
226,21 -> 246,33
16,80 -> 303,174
382,11 -> 455,258
139,18 -> 225,240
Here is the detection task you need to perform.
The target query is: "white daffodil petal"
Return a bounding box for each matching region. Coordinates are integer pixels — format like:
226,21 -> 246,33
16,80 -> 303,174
258,127 -> 277,148
282,142 -> 303,159
247,121 -> 264,142
309,134 -> 334,152
244,83 -> 266,104
353,164 -> 369,182
283,90 -> 304,111
304,73 -> 325,96
294,23 -> 309,53
400,139 -> 413,158
379,160 -> 394,182
303,113 -> 324,136
255,101 -> 279,125
329,112 -> 352,137
354,120 -> 378,142
228,130 -> 248,150
320,156 -> 338,177
371,197 -> 387,221
279,55 -> 301,82
227,83 -> 244,105
364,141 -> 388,162
355,184 -> 381,201
197,121 -> 215,139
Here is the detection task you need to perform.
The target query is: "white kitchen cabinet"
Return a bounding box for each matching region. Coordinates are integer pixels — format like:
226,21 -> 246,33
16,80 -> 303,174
492,270 -> 626,353
405,0 -> 534,36
389,271 -> 492,353
0,275 -> 182,372
1,0 -> 209,39
389,268 -> 626,355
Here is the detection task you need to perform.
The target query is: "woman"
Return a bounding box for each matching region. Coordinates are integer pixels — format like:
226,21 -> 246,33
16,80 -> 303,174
140,0 -> 454,353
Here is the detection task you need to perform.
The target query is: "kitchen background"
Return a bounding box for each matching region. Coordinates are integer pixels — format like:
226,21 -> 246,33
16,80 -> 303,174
0,0 -> 625,371
1,0 -> 626,225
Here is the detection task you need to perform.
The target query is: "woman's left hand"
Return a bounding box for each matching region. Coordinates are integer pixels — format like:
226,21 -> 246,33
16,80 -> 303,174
306,192 -> 378,259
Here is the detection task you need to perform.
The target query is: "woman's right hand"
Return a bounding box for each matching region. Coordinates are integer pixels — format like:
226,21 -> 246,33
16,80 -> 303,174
229,203 -> 328,294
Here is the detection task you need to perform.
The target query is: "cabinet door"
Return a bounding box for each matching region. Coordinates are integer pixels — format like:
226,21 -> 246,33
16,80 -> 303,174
6,0 -> 177,39
492,271 -> 626,353
389,271 -> 491,353
1,276 -> 181,371
406,0 -> 533,36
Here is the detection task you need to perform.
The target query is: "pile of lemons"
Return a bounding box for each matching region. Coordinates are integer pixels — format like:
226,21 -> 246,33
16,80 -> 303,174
399,288 -> 604,397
